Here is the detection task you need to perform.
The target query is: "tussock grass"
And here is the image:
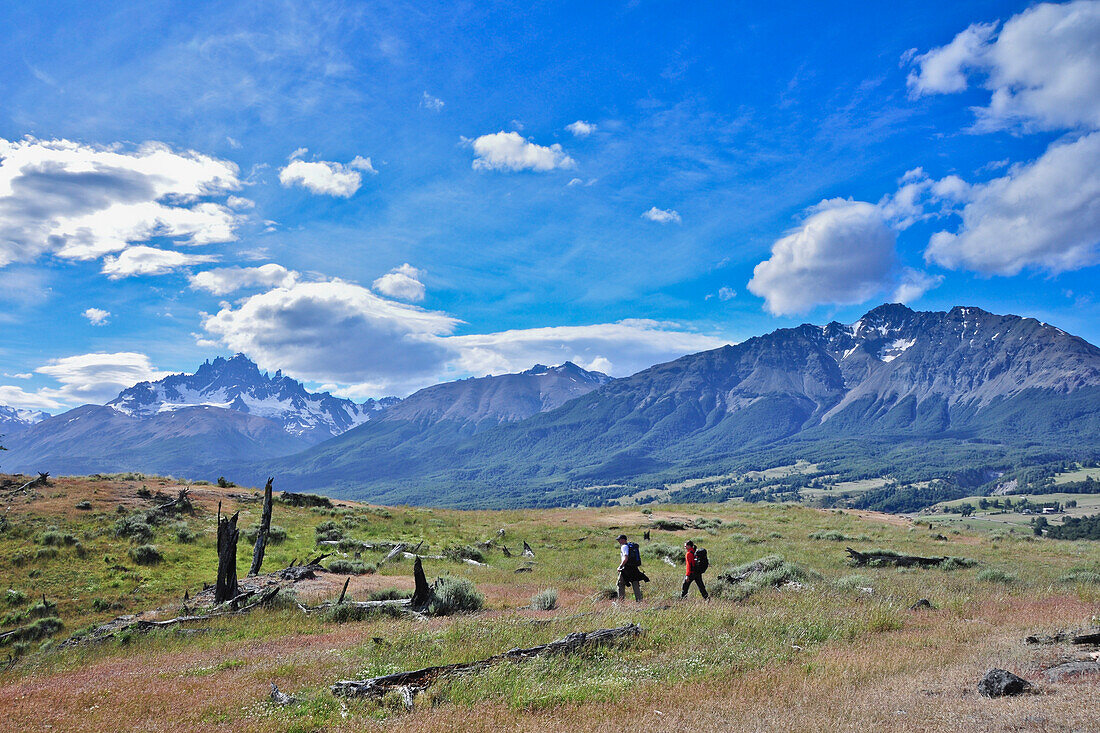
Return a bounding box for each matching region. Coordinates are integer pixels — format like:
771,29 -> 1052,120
976,568 -> 1018,585
327,559 -> 376,575
428,576 -> 484,616
530,588 -> 559,611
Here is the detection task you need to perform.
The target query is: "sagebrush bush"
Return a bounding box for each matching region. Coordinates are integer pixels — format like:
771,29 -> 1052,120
39,529 -> 78,547
174,524 -> 197,543
976,568 -> 1018,585
0,616 -> 63,645
243,524 -> 288,544
809,530 -> 848,541
4,589 -> 26,607
530,588 -> 558,611
366,588 -> 411,602
314,521 -> 344,542
428,577 -> 484,616
651,518 -> 686,531
646,543 -> 685,563
327,559 -> 375,575
835,574 -> 872,592
444,545 -> 486,563
940,557 -> 978,571
1059,570 -> 1100,585
129,544 -> 162,565
325,603 -> 403,623
75,500 -> 92,510
712,554 -> 820,601
114,515 -> 154,543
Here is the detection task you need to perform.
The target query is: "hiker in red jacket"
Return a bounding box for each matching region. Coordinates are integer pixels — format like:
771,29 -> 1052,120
681,540 -> 709,599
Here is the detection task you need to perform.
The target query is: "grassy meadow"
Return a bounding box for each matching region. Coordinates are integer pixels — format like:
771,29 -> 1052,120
1,473 -> 1099,731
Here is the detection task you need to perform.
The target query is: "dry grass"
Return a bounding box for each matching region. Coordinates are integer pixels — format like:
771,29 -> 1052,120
1,474 -> 1098,731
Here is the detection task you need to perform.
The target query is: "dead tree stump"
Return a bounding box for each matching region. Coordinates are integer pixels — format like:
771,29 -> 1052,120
410,556 -> 431,609
215,504 -> 241,603
248,478 -> 274,576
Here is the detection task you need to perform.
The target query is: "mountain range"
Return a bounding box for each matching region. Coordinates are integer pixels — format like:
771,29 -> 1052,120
3,304 -> 1099,508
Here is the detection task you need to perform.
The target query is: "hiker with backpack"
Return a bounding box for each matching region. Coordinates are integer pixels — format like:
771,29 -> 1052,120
616,534 -> 648,601
681,540 -> 709,600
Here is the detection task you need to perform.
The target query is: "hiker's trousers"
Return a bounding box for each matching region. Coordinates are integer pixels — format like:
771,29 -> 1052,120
682,572 -> 709,599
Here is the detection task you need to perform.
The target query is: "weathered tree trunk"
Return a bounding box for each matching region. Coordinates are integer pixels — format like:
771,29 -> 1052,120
215,504 -> 241,603
522,541 -> 535,557
248,478 -> 274,576
846,547 -> 947,568
331,624 -> 642,700
410,555 -> 431,609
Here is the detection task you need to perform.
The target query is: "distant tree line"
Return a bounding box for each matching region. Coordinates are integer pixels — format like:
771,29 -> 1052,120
1035,514 -> 1100,540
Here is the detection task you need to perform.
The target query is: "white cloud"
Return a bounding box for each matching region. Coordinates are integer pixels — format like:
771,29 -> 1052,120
226,195 -> 255,210
471,131 -> 576,172
372,263 -> 425,302
82,307 -> 110,326
201,279 -> 459,393
278,154 -> 376,197
907,1 -> 1100,131
566,120 -> 596,137
445,319 -> 727,379
0,384 -> 64,411
925,131 -> 1100,275
0,137 -> 240,268
189,263 -> 299,295
420,92 -> 444,111
892,268 -> 943,303
33,352 -> 171,406
747,200 -> 898,315
717,287 -> 736,301
642,207 -> 681,224
101,246 -> 218,279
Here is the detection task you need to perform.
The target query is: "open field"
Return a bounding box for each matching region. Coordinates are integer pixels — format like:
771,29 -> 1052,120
923,494 -> 1100,534
1054,467 -> 1100,485
1,473 -> 1099,731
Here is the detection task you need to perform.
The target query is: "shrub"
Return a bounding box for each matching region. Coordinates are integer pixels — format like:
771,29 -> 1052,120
327,560 -> 375,575
314,521 -> 344,542
243,524 -> 288,545
129,545 -> 162,565
1059,570 -> 1100,585
0,616 -> 63,645
693,517 -> 723,529
443,545 -> 486,564
175,524 -> 197,543
976,568 -> 1018,585
651,518 -> 687,531
113,515 -> 154,543
428,577 -> 484,616
940,557 -> 978,571
39,529 -> 78,547
530,588 -> 559,611
216,477 -> 236,488
75,500 -> 92,510
35,547 -> 58,560
712,554 -> 820,601
4,589 -> 26,607
809,530 -> 849,541
835,574 -> 872,592
646,542 -> 685,564
595,584 -> 619,601
325,603 -> 403,623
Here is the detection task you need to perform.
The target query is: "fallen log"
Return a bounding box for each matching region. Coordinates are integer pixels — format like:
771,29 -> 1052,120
846,547 -> 948,568
522,541 -> 535,557
381,543 -> 408,564
9,472 -> 49,495
153,488 -> 193,515
332,623 -> 642,702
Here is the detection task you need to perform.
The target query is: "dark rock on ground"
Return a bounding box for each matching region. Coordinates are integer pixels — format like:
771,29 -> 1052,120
978,668 -> 1034,698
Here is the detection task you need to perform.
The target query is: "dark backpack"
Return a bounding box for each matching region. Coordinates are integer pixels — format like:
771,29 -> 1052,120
625,541 -> 642,568
694,548 -> 709,574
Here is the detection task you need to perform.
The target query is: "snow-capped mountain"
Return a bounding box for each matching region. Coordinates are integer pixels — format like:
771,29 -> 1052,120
108,354 -> 396,439
0,405 -> 51,437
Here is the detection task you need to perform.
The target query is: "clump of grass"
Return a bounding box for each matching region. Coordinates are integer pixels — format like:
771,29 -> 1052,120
651,518 -> 687,531
594,584 -> 618,601
444,545 -> 486,564
129,545 -> 162,565
38,529 -> 78,547
940,557 -> 978,571
325,603 -> 404,623
712,554 -> 819,601
1059,570 -> 1100,585
809,530 -> 848,541
113,515 -> 154,543
0,616 -> 63,645
976,568 -> 1018,585
428,577 -> 484,616
75,500 -> 92,510
327,559 -> 376,575
174,524 -> 197,543
366,588 -> 411,602
530,588 -> 558,611
5,589 -> 26,606
727,533 -> 763,544
35,547 -> 58,560
693,517 -> 723,529
243,525 -> 288,545
646,542 -> 685,563
835,574 -> 872,592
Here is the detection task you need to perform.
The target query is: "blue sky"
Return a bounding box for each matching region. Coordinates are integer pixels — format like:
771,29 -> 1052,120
1,0 -> 1098,410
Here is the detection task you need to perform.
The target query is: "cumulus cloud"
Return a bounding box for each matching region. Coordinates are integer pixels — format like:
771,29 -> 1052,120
0,136 -> 240,269
444,319 -> 727,378
0,385 -> 64,411
471,131 -> 576,172
372,263 -> 425,302
32,352 -> 171,406
642,207 -> 681,224
82,307 -> 110,326
892,268 -> 944,303
566,120 -> 596,137
925,131 -> 1100,274
278,152 -> 377,197
907,1 -> 1100,131
201,279 -> 459,393
747,200 -> 898,315
420,92 -> 444,111
101,246 -> 218,279
189,263 -> 299,295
